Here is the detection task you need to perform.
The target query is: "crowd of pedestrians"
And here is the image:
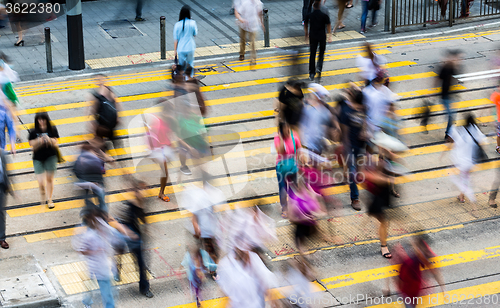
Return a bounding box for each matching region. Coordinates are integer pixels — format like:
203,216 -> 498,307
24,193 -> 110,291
0,2 -> 497,306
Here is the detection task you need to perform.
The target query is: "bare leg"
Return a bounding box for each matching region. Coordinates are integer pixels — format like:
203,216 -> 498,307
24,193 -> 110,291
36,173 -> 47,205
46,172 -> 55,207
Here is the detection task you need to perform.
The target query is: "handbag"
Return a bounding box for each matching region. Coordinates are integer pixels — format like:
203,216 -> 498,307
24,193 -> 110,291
276,130 -> 298,177
55,146 -> 65,163
368,0 -> 380,11
464,126 -> 488,162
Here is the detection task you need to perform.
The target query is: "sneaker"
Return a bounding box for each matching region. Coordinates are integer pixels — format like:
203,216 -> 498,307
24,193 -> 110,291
309,73 -> 315,81
141,290 -> 154,298
180,165 -> 192,175
135,17 -> 146,21
360,29 -> 366,34
369,23 -> 378,28
114,273 -> 121,282
351,199 -> 361,211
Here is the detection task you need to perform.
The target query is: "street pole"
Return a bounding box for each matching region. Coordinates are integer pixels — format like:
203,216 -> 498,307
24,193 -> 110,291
67,0 -> 85,70
45,28 -> 53,73
160,16 -> 166,60
384,0 -> 390,32
263,9 -> 269,48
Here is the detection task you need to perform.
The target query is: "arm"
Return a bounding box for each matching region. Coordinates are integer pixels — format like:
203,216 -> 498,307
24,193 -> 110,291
304,23 -> 309,43
192,215 -> 201,238
5,112 -> 16,154
234,9 -> 245,24
259,9 -> 264,31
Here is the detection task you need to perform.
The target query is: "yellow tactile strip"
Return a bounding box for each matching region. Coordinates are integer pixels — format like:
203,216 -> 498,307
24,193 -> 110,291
85,32 -> 365,69
269,192 -> 499,259
51,253 -> 153,295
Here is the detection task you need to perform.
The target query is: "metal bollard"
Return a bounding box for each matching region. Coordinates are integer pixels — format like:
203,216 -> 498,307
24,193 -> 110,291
384,0 -> 390,32
391,0 -> 396,34
448,0 -> 454,27
263,9 -> 269,48
160,16 -> 166,60
45,27 -> 53,73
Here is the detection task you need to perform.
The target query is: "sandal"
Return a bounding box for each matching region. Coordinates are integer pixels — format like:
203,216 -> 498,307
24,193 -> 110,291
281,211 -> 288,219
47,201 -> 55,209
381,245 -> 392,259
457,196 -> 465,203
346,3 -> 353,8
489,200 -> 498,208
158,195 -> 170,202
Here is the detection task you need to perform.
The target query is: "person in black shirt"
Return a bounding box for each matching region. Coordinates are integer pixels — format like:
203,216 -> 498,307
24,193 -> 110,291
28,112 -> 60,209
436,50 -> 462,140
337,85 -> 367,211
304,0 -> 332,82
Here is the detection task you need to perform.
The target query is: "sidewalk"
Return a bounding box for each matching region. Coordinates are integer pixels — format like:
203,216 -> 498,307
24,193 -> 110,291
1,0 -> 496,81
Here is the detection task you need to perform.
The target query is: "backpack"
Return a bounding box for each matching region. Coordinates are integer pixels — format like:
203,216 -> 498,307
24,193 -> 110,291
94,92 -> 118,129
73,151 -> 105,181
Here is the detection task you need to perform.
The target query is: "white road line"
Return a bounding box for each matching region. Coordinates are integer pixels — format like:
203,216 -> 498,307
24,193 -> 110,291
454,69 -> 500,78
458,73 -> 500,82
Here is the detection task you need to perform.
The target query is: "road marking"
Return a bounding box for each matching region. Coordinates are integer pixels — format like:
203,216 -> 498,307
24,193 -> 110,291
14,68 -> 433,137
20,157 -> 500,241
458,73 -> 500,82
454,68 -> 500,78
165,245 -> 500,308
18,44 -> 377,96
367,280 -> 500,307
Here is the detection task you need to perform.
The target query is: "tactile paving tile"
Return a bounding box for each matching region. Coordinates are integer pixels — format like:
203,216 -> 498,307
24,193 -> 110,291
268,192 -> 499,259
51,253 -> 154,295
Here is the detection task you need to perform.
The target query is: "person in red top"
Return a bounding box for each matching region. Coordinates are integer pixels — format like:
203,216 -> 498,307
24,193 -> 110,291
491,85 -> 500,155
489,85 -> 500,208
274,121 -> 304,218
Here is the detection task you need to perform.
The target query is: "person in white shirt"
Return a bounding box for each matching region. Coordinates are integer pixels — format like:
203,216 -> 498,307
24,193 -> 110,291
447,114 -> 486,217
234,0 -> 264,65
356,42 -> 387,86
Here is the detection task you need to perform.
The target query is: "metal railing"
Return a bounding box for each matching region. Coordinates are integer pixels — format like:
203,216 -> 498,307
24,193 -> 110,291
390,0 -> 500,33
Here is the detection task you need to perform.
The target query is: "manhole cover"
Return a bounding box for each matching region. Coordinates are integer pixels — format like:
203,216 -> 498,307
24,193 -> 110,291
99,20 -> 143,39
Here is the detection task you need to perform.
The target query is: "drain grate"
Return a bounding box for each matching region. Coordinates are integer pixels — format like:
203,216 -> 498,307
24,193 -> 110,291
98,20 -> 143,39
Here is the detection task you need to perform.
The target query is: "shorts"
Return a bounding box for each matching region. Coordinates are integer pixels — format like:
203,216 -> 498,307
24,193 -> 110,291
496,122 -> 500,137
33,156 -> 58,174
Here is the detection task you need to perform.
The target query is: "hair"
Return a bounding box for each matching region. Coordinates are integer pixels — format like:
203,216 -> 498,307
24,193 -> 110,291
285,77 -> 305,93
0,52 -> 9,64
95,125 -> 111,138
81,141 -> 97,153
81,205 -> 105,230
278,121 -> 287,137
34,112 -> 54,133
179,5 -> 191,31
465,113 -> 476,128
313,0 -> 321,9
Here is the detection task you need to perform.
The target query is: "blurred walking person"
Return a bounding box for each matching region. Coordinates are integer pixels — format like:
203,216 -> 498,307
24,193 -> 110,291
89,74 -> 121,151
333,0 -> 349,33
437,50 -> 462,140
337,85 -> 367,211
135,0 -> 145,21
217,242 -> 278,308
234,0 -> 264,66
0,149 -> 15,249
0,97 -> 16,154
447,114 -> 485,217
73,207 -> 121,308
356,42 -> 388,86
390,236 -> 446,308
174,6 -> 197,75
28,112 -> 59,209
304,0 -> 332,82
74,142 -> 114,212
114,181 -> 154,298
491,84 -> 500,155
275,121 -> 302,218
363,155 -> 394,258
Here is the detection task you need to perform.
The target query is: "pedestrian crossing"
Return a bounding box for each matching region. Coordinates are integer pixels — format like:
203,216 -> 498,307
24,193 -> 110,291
7,29 -> 500,306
